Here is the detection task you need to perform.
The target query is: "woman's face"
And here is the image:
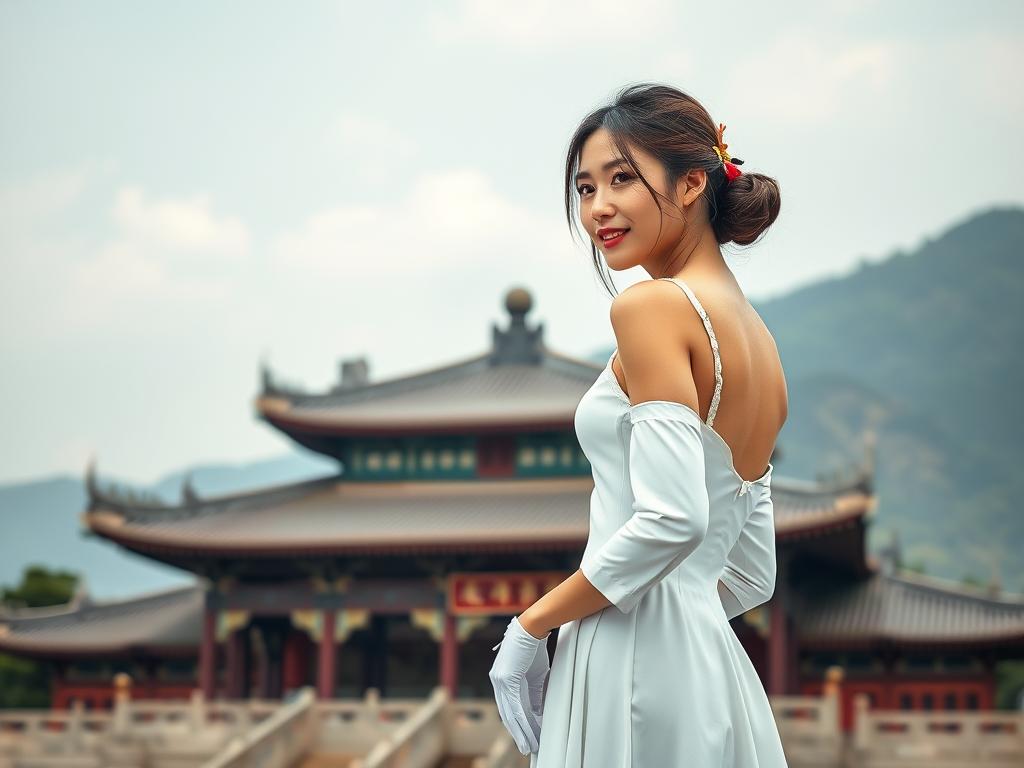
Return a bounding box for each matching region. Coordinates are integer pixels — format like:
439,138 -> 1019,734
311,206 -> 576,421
576,126 -> 698,273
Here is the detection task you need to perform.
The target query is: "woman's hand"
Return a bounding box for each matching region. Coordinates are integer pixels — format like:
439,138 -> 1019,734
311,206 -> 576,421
524,622 -> 551,725
489,615 -> 550,754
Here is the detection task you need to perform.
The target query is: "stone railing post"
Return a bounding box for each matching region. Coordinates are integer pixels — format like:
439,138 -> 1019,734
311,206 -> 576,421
852,692 -> 870,752
189,688 -> 206,734
67,698 -> 85,751
822,665 -> 844,731
112,672 -> 133,737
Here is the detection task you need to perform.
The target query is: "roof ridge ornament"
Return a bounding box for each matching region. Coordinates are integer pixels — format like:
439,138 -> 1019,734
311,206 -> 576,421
181,471 -> 202,507
85,454 -> 100,509
491,286 -> 544,366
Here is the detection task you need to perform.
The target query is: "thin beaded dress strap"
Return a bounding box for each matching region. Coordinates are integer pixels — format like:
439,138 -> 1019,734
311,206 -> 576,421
658,277 -> 723,427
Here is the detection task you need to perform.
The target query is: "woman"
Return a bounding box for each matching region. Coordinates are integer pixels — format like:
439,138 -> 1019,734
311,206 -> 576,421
490,82 -> 788,767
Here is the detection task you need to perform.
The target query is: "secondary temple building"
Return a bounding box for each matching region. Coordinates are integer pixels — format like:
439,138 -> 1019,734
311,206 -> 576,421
2,287 -> 1022,732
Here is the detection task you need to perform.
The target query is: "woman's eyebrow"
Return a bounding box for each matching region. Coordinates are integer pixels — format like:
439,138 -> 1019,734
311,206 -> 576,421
575,158 -> 629,183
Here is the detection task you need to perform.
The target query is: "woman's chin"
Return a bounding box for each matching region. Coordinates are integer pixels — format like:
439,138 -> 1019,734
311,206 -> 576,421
603,253 -> 633,271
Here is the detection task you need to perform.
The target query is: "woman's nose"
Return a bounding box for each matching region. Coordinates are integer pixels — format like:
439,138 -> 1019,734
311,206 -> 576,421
591,187 -> 615,218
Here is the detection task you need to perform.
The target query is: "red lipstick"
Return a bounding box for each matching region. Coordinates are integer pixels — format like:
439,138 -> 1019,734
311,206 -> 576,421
597,227 -> 630,248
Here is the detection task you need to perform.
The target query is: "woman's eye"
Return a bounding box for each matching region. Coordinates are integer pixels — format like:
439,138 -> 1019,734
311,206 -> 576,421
577,173 -> 631,196
573,173 -> 626,198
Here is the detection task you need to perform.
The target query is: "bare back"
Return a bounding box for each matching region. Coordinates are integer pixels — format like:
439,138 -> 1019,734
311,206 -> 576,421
610,275 -> 787,482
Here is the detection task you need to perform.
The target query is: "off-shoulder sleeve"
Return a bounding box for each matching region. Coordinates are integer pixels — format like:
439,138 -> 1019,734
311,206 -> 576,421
717,490 -> 777,621
580,400 -> 710,615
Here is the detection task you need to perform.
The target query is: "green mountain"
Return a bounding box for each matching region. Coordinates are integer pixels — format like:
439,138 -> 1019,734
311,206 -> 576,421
754,205 -> 1024,592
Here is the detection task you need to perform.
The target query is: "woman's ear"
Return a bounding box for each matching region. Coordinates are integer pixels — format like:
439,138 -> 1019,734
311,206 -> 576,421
674,168 -> 707,208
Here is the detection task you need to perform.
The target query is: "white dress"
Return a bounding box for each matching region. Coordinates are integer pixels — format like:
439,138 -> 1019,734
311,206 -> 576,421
532,277 -> 789,767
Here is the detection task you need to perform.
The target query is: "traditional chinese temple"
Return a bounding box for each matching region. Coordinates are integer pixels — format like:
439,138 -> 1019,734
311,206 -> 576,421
2,287 -> 1022,731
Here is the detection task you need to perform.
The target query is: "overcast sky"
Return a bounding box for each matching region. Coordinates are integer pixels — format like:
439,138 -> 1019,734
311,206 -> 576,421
1,0 -> 1021,487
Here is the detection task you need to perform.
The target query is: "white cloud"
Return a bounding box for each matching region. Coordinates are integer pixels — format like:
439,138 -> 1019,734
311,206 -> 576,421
429,0 -> 674,45
727,31 -> 899,125
0,161 -> 116,250
270,167 -> 566,279
111,186 -> 250,261
1,175 -> 252,340
65,238 -> 227,328
58,187 -> 250,328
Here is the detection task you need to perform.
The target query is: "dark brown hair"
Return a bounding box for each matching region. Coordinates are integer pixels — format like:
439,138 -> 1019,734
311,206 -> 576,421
564,82 -> 781,297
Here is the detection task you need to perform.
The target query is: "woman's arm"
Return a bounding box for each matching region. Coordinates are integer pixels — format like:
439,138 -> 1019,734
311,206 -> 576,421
717,491 -> 777,620
519,280 -> 708,637
518,570 -> 613,638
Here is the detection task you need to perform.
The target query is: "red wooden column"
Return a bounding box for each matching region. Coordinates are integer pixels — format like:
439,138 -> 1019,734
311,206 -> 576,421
225,628 -> 245,699
786,612 -> 801,694
440,612 -> 458,699
199,604 -> 216,699
768,556 -> 789,695
282,630 -> 308,694
256,630 -> 271,698
317,609 -> 337,700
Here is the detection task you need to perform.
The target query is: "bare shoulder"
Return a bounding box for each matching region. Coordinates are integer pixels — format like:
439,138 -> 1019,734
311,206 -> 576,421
609,278 -> 685,321
609,280 -> 704,409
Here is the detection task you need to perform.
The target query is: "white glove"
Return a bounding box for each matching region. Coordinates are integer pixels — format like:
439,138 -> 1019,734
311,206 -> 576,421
489,615 -> 550,754
525,628 -> 551,722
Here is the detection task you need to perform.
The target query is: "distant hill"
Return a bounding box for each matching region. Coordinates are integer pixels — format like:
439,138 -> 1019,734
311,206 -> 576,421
754,205 -> 1024,592
0,452 -> 338,599
2,206 -> 1021,597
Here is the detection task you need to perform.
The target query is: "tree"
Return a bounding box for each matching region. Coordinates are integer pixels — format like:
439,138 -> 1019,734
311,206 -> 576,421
0,565 -> 79,708
1,564 -> 78,610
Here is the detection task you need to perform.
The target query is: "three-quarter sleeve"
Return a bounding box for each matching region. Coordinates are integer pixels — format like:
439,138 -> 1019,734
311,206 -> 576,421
580,400 -> 710,615
717,491 -> 777,621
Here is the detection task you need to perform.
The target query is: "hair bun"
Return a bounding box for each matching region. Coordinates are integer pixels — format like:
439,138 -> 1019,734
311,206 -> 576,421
713,172 -> 781,246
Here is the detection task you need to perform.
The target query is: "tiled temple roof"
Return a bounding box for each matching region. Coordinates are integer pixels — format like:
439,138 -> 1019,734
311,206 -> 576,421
795,570 -> 1024,645
258,348 -> 606,431
83,470 -> 872,556
0,583 -> 202,656
86,476 -> 594,556
256,289 -> 605,434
